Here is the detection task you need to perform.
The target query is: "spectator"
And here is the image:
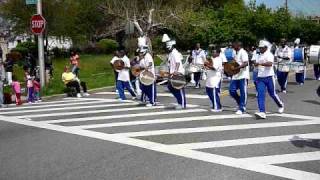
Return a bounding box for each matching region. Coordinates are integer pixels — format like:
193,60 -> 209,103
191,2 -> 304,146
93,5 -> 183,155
0,59 -> 6,108
11,76 -> 22,106
70,51 -> 80,77
33,78 -> 41,102
62,66 -> 89,98
25,71 -> 34,104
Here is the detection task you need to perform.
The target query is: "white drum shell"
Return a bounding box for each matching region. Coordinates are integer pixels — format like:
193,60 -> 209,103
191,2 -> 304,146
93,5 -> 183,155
309,45 -> 320,64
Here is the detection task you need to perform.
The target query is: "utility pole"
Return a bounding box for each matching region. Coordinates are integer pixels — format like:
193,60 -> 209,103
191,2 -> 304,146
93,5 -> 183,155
37,0 -> 45,88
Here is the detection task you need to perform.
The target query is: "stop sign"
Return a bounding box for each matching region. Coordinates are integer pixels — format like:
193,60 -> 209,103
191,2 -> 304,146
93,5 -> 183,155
30,14 -> 46,35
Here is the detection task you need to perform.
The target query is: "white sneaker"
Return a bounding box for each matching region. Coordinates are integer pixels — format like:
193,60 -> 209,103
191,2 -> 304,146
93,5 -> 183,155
146,103 -> 153,107
190,80 -> 196,84
132,97 -> 137,100
255,112 -> 266,119
282,90 -> 287,94
175,105 -> 184,110
83,93 -> 90,97
211,109 -> 223,113
235,110 -> 243,115
76,93 -> 82,98
318,77 -> 320,81
278,106 -> 284,114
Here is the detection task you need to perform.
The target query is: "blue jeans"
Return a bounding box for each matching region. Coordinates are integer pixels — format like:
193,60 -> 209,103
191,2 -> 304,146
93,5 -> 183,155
206,86 -> 222,110
229,79 -> 247,112
140,83 -> 157,105
168,83 -> 186,108
116,80 -> 136,100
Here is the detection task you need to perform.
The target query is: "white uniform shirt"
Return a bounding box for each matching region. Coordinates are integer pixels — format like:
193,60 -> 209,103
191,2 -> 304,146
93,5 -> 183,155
192,49 -> 206,65
232,48 -> 250,80
168,48 -> 185,75
275,46 -> 292,62
110,55 -> 131,81
206,56 -> 223,88
139,53 -> 155,74
257,51 -> 275,77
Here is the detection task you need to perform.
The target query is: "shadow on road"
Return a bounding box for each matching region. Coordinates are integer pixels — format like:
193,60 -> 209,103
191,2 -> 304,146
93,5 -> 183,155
290,136 -> 320,149
303,100 -> 320,106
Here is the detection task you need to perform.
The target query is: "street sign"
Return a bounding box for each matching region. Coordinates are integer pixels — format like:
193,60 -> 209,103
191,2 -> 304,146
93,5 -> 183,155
26,0 -> 37,5
30,14 -> 46,35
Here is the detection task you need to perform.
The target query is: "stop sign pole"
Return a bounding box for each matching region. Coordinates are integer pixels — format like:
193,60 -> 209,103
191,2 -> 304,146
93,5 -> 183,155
36,0 -> 45,88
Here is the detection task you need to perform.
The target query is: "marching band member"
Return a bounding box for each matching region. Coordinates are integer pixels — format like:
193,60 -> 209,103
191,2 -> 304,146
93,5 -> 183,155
192,43 -> 206,88
206,48 -> 223,112
275,39 -> 292,93
228,41 -> 249,115
254,41 -> 284,119
166,40 -> 187,109
130,49 -> 142,95
315,64 -> 320,81
111,50 -> 137,101
138,46 -> 157,106
293,38 -> 305,85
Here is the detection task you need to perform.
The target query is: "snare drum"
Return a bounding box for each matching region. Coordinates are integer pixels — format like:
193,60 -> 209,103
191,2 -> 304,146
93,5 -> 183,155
291,62 -> 305,73
187,64 -> 202,74
278,62 -> 290,72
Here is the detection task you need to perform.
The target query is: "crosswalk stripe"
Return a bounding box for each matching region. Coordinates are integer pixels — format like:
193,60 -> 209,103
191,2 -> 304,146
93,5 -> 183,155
41,109 -> 207,124
73,114 -> 253,129
240,151 -> 320,164
0,102 -> 138,115
167,133 -> 320,149
96,92 -> 208,99
16,105 -> 166,118
1,115 -> 320,180
115,119 -> 320,137
0,99 -> 126,111
7,99 -> 91,106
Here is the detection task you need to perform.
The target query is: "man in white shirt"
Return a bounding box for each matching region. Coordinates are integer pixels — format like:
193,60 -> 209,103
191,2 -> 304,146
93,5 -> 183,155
254,41 -> 284,119
206,48 -> 223,112
166,40 -> 186,109
138,46 -> 157,106
192,43 -> 206,88
229,41 -> 249,115
110,50 -> 137,101
275,39 -> 292,93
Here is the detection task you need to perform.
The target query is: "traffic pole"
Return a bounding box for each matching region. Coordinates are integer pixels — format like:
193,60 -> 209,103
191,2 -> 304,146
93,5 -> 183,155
37,0 -> 45,88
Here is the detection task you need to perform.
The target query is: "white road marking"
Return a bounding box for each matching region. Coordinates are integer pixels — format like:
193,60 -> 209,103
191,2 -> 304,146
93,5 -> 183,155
16,105 -> 168,118
115,119 -> 320,137
0,102 -> 138,115
240,151 -> 320,164
41,109 -> 207,124
167,133 -> 320,149
1,115 -> 319,180
63,97 -> 117,101
96,92 -> 209,99
273,113 -> 320,120
1,100 -> 118,111
73,114 -> 253,129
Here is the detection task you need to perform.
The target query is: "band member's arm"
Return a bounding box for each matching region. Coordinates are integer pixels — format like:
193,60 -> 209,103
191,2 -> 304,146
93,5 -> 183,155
174,63 -> 180,74
255,61 -> 272,67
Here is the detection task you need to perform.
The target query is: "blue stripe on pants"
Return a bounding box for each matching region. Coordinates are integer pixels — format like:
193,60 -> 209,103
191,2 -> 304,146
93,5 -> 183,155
168,83 -> 186,108
277,70 -> 288,91
140,83 -> 157,104
229,79 -> 247,112
206,86 -> 222,110
257,76 -> 284,112
116,80 -> 136,100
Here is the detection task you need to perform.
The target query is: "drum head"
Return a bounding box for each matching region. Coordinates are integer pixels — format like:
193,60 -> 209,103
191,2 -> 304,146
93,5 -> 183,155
170,74 -> 186,89
114,60 -> 125,71
224,61 -> 240,76
131,65 -> 141,77
140,70 -> 155,86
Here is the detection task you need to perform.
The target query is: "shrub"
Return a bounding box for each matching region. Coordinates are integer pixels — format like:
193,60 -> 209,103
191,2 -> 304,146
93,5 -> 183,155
96,39 -> 118,54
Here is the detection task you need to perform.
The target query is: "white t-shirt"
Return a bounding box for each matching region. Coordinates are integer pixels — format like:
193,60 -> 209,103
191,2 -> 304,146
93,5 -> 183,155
192,49 -> 206,65
232,48 -> 250,80
110,55 -> 130,81
275,46 -> 292,62
206,56 -> 223,88
257,51 -> 275,77
139,53 -> 155,74
168,48 -> 185,75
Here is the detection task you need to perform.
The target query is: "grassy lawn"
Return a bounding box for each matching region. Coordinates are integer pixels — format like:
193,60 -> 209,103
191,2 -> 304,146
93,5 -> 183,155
12,54 -> 163,96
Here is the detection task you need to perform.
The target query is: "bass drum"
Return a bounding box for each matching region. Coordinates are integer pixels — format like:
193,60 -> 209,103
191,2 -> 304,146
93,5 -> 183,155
309,45 -> 320,64
170,73 -> 187,90
139,70 -> 155,86
113,59 -> 125,71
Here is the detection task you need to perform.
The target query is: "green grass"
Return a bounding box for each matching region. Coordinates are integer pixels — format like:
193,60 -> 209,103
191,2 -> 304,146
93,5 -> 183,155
13,54 -> 164,96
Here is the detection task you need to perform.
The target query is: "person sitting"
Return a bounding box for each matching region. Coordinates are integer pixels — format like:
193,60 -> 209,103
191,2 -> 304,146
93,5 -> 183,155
62,66 -> 89,98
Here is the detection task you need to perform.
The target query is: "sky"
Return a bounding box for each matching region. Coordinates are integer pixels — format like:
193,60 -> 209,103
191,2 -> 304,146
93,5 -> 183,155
244,0 -> 320,16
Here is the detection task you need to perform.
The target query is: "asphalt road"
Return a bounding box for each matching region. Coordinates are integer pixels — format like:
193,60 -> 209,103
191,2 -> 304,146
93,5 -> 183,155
0,70 -> 320,180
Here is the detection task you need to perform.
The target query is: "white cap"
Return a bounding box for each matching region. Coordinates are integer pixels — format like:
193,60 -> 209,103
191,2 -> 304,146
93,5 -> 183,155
162,34 -> 171,42
294,38 -> 301,45
138,36 -> 147,48
166,40 -> 176,49
258,40 -> 269,48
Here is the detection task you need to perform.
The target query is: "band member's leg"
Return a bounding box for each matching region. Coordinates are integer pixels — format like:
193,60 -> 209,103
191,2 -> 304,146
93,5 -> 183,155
229,80 -> 240,106
214,86 -> 222,110
194,72 -> 201,87
314,64 -> 320,80
238,79 -> 248,112
179,88 -> 186,108
206,87 -> 221,110
80,82 -> 88,93
206,87 -> 214,109
277,71 -> 288,91
256,78 -> 267,112
116,80 -> 126,100
168,83 -> 186,108
124,81 -> 137,98
295,72 -> 304,84
267,76 -> 284,108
